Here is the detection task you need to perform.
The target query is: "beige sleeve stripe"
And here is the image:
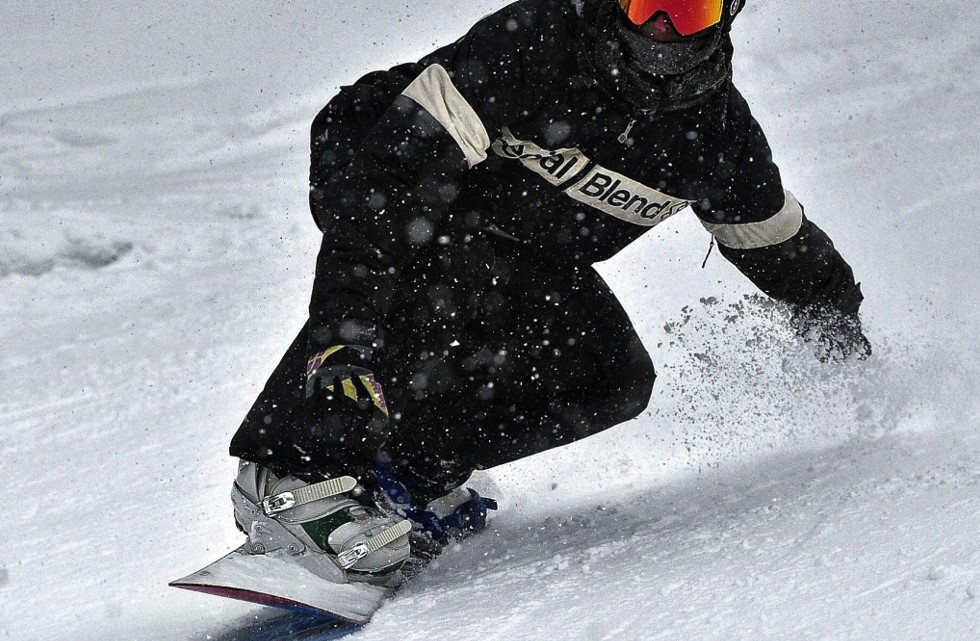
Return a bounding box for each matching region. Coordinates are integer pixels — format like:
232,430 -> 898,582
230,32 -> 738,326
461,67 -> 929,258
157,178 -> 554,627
402,64 -> 491,168
700,189 -> 804,250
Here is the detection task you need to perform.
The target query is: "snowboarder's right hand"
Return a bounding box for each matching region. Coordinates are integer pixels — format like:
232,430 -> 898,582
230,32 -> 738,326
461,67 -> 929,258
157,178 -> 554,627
304,346 -> 390,477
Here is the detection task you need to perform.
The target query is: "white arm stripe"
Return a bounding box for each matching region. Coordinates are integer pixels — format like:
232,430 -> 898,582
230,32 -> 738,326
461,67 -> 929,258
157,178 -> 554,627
700,189 -> 804,250
402,64 -> 491,168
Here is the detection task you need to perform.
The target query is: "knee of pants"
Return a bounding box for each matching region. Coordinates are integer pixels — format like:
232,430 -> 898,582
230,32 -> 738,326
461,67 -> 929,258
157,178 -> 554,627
611,348 -> 657,422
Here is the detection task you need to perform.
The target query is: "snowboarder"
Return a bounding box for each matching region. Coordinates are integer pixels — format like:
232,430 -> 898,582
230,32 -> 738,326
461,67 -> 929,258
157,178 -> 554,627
217,0 -> 871,617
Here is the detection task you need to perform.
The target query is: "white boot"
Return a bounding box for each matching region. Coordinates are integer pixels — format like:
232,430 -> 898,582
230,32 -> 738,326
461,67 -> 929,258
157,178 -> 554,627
231,461 -> 411,585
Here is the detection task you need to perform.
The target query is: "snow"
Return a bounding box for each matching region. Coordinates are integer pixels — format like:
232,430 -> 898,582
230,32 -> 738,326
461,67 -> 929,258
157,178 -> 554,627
2,1 -> 979,639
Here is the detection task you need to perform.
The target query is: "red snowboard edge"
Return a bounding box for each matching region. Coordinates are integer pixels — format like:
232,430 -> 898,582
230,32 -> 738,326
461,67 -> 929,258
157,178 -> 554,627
170,581 -> 363,626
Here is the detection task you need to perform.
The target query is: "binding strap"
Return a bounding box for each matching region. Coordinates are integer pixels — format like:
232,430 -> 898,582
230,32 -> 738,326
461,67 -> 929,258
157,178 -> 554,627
262,476 -> 358,516
336,520 -> 413,569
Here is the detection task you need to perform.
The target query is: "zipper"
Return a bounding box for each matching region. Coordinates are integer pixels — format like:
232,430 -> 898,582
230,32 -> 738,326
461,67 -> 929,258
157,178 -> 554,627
617,118 -> 636,145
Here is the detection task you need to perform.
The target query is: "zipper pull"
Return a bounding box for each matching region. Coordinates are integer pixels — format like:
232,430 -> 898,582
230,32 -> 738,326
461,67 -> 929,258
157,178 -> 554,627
617,118 -> 636,145
701,237 -> 716,269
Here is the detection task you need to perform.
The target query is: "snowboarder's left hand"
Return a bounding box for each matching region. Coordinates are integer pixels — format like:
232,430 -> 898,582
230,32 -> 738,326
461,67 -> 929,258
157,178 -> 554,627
791,304 -> 872,362
303,346 -> 391,478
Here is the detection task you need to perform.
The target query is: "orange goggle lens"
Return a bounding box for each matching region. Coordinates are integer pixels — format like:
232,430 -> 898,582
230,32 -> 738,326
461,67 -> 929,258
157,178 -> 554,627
619,0 -> 724,36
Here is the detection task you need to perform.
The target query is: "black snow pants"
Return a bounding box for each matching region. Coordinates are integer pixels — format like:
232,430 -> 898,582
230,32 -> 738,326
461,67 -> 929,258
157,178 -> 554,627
230,235 -> 656,494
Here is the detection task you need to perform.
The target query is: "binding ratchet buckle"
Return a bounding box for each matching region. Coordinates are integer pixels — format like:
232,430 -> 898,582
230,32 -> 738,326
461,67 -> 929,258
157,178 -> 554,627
334,521 -> 413,570
259,476 -> 359,517
261,492 -> 297,516
336,543 -> 371,569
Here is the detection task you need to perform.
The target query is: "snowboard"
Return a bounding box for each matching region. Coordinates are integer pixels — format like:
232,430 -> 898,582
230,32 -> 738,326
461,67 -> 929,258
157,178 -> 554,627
170,545 -> 389,638
174,471 -> 500,638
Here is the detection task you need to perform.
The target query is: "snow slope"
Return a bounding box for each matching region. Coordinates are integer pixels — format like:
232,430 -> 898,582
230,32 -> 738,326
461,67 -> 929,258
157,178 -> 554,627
1,1 -> 978,639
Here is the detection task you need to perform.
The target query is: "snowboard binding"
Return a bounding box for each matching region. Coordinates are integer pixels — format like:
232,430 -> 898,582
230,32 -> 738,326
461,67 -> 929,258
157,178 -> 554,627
171,460 -> 497,625
374,457 -> 498,545
231,461 -> 412,580
171,461 -> 411,624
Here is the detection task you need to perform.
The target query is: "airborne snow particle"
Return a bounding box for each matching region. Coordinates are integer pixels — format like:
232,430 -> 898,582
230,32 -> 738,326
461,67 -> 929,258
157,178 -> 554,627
406,217 -> 434,245
368,192 -> 387,210
545,120 -> 572,146
410,373 -> 429,391
0,567 -> 9,587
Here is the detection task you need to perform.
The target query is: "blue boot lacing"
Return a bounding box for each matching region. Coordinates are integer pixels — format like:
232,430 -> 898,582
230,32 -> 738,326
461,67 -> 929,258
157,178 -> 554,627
375,458 -> 498,546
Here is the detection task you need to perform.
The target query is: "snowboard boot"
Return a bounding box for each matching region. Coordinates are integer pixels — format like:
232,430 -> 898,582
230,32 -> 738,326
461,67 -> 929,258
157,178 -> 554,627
373,457 -> 498,575
231,460 -> 412,588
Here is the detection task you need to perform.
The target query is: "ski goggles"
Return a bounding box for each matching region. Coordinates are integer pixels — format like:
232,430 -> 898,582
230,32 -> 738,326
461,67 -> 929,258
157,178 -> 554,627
618,0 -> 724,36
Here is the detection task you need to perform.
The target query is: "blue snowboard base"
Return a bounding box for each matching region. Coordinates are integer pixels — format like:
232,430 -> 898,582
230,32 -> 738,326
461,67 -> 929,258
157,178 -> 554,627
206,608 -> 360,641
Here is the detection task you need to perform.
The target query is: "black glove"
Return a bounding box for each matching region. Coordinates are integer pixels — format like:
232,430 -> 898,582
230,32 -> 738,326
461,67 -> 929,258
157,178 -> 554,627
790,304 -> 872,363
304,346 -> 391,480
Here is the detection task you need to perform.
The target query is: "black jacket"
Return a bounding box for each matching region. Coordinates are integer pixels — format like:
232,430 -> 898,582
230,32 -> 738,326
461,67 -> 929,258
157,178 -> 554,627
306,0 -> 862,358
